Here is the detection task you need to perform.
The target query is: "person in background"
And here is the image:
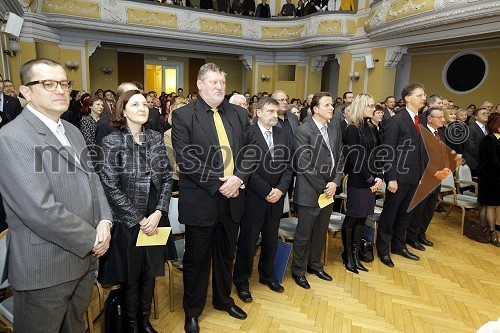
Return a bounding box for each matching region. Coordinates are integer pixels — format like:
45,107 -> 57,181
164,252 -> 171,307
80,97 -> 104,161
342,94 -> 382,274
288,104 -> 301,120
281,0 -> 296,16
98,89 -> 174,333
443,108 -> 457,126
464,108 -> 490,176
478,113 -> 500,247
242,0 -> 255,15
255,0 -> 271,17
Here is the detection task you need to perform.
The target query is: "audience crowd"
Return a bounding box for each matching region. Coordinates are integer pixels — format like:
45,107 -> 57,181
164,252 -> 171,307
0,60 -> 498,333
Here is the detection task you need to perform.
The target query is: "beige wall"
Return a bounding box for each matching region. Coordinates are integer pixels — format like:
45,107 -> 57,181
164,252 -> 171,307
409,42 -> 499,108
89,47 -> 118,93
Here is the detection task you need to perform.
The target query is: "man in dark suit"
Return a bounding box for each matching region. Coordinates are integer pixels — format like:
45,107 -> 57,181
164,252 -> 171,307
0,83 -> 23,130
300,93 -> 314,122
272,90 -> 300,152
376,83 -> 426,267
406,107 -> 448,250
463,107 -> 489,176
172,63 -> 257,333
0,59 -> 112,332
382,95 -> 396,123
291,92 -> 345,289
233,97 -> 293,303
102,89 -> 116,116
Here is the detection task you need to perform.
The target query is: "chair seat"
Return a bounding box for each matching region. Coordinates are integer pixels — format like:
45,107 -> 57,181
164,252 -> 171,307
442,194 -> 480,207
278,217 -> 298,239
172,239 -> 185,268
375,199 -> 384,207
0,296 -> 13,324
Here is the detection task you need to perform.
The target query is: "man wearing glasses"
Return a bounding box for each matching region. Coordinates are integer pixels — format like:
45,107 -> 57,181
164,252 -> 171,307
271,90 -> 300,152
0,59 -> 112,332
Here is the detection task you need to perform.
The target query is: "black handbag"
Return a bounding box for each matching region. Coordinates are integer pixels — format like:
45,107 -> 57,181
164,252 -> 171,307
104,289 -> 123,333
359,239 -> 374,262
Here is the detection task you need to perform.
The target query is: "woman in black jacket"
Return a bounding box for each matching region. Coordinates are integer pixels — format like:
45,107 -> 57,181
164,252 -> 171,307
98,90 -> 174,333
342,94 -> 383,274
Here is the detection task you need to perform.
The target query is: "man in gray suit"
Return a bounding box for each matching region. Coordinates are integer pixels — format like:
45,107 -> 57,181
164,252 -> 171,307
0,59 -> 112,332
291,92 -> 344,289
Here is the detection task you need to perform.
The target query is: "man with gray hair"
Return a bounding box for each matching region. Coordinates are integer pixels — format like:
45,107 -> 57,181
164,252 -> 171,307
427,95 -> 443,110
229,93 -> 249,110
272,90 -> 300,152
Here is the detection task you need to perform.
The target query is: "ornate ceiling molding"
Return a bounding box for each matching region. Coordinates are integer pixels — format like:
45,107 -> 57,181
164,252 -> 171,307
385,46 -> 407,68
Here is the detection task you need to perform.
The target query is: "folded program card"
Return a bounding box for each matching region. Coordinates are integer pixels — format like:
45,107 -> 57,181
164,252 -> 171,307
136,227 -> 171,246
318,193 -> 334,209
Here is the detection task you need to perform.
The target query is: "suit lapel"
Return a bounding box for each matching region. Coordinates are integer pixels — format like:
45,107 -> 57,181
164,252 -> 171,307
23,110 -> 84,172
221,102 -> 241,152
194,99 -> 218,147
403,109 -> 418,138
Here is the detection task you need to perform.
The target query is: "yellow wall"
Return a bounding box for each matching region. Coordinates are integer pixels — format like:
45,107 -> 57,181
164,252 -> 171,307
59,48 -> 84,91
4,40 -> 36,87
367,47 -> 396,102
409,44 -> 500,108
206,57 -> 243,94
89,47 -> 118,94
337,51 -> 352,97
306,60 -> 321,98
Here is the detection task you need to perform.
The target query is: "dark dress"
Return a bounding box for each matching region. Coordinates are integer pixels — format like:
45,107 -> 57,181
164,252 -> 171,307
344,121 -> 381,218
98,128 -> 174,285
478,134 -> 500,206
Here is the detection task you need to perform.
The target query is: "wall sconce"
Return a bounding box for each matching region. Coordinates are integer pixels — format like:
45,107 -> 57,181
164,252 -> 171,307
261,74 -> 271,82
65,60 -> 79,71
101,67 -> 113,75
3,39 -> 20,58
348,72 -> 360,81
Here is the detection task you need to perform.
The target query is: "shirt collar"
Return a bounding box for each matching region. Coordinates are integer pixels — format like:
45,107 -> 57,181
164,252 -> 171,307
257,121 -> 272,136
427,124 -> 438,133
406,108 -> 417,120
312,116 -> 327,132
26,104 -> 63,136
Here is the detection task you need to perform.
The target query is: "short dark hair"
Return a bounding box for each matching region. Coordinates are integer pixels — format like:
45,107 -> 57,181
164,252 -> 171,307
426,106 -> 441,118
342,91 -> 352,100
311,92 -> 332,114
384,96 -> 395,103
401,83 -> 424,101
474,108 -> 488,116
256,97 -> 279,111
110,90 -> 142,130
131,81 -> 144,91
103,89 -> 116,98
20,58 -> 62,85
89,97 -> 103,107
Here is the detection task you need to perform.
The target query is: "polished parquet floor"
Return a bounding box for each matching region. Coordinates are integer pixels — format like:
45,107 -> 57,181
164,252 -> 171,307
89,209 -> 500,333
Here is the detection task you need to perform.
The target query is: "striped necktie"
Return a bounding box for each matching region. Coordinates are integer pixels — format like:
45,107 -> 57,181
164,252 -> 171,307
212,108 -> 234,177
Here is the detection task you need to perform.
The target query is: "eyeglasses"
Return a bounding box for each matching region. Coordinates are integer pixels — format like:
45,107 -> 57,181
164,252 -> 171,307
367,104 -> 376,108
25,80 -> 73,92
276,98 -> 288,103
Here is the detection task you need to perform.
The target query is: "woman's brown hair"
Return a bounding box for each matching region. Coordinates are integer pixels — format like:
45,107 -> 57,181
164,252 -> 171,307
109,89 -> 142,130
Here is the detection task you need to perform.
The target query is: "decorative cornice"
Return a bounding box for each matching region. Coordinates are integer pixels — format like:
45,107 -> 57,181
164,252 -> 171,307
240,55 -> 252,71
311,56 -> 328,71
87,40 -> 101,56
385,46 -> 407,68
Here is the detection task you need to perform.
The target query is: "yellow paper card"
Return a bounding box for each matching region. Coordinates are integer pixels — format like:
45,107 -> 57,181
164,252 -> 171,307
318,193 -> 334,209
136,227 -> 171,246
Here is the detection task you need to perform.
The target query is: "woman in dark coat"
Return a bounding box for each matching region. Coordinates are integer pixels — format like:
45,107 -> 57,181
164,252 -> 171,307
342,94 -> 383,273
98,90 -> 174,332
478,113 -> 500,247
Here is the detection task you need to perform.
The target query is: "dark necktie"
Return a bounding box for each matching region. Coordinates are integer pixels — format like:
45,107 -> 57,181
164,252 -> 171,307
434,130 -> 440,139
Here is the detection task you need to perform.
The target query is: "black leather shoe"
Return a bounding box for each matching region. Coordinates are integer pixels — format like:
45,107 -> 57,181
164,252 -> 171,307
184,317 -> 199,333
419,237 -> 434,247
406,240 -> 425,251
495,225 -> 500,232
237,289 -> 253,303
291,273 -> 310,289
306,267 -> 333,281
379,254 -> 394,267
259,279 -> 284,293
214,304 -> 247,320
391,248 -> 419,260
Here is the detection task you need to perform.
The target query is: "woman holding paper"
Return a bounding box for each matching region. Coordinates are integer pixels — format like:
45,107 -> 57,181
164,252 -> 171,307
98,89 -> 174,333
342,94 -> 383,274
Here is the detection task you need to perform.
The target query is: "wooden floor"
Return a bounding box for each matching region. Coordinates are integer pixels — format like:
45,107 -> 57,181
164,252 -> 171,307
89,210 -> 500,333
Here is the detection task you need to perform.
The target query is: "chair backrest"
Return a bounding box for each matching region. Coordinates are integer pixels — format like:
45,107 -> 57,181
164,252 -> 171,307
0,229 -> 9,289
457,165 -> 473,188
168,197 -> 185,235
282,193 -> 290,215
441,172 -> 455,188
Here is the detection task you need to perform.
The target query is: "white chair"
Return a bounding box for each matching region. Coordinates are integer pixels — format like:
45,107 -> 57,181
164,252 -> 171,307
323,212 -> 345,265
375,181 -> 386,208
278,193 -> 299,241
335,175 -> 348,213
164,193 -> 183,312
439,173 -> 480,235
455,164 -> 478,197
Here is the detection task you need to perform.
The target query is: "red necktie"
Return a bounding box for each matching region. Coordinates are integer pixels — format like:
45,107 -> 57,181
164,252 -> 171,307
434,130 -> 440,139
110,103 -> 115,113
414,115 -> 420,136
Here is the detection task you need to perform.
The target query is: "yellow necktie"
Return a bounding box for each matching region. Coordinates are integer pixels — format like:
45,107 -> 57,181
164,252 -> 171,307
212,108 -> 234,177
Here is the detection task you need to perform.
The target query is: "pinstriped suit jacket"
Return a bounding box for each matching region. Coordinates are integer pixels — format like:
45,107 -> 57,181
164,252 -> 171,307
0,109 -> 112,291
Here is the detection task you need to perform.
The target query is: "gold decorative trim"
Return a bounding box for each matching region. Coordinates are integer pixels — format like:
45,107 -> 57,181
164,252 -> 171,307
317,20 -> 342,34
199,18 -> 242,36
127,8 -> 178,28
386,0 -> 434,21
261,25 -> 304,39
41,0 -> 100,19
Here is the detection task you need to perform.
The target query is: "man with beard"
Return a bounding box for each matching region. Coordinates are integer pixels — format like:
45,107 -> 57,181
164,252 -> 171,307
172,63 -> 256,333
233,97 -> 292,303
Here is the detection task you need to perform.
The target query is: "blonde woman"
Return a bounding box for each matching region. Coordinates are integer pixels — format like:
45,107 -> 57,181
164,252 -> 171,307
444,108 -> 457,126
164,98 -> 190,192
342,94 -> 383,274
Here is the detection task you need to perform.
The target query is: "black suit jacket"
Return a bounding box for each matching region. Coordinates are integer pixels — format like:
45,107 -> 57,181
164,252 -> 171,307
245,123 -> 293,219
382,107 -> 393,124
0,94 -> 23,130
172,98 -> 257,227
294,118 -> 345,207
383,108 -> 423,184
300,106 -> 310,122
464,122 -> 487,170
